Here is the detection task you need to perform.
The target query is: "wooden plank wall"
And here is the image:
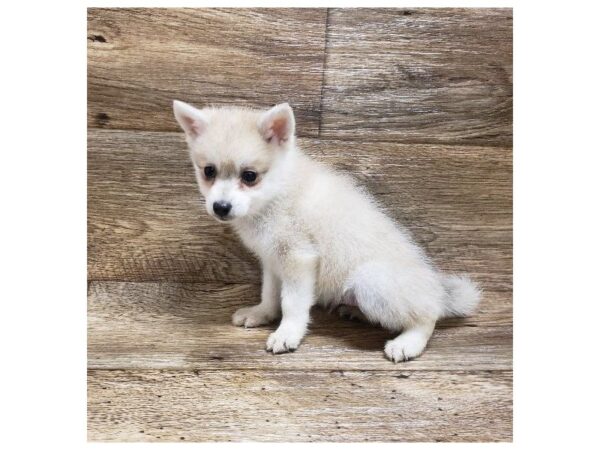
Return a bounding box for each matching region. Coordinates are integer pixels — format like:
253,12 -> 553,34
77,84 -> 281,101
88,7 -> 513,442
321,8 -> 512,145
88,8 -> 327,135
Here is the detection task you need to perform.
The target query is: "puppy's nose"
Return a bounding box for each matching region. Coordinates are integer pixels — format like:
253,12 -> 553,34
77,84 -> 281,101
213,201 -> 232,218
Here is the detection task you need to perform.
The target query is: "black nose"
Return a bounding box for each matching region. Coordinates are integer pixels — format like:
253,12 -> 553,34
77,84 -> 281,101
213,201 -> 232,218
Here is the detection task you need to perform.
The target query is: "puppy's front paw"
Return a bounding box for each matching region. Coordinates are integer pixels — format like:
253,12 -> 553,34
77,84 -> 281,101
232,305 -> 277,328
266,328 -> 304,354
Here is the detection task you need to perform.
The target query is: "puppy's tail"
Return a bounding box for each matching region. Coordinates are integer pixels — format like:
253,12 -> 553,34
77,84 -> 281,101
441,274 -> 482,318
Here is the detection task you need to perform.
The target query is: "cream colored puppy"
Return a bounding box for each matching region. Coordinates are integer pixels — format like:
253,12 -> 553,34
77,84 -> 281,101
173,101 -> 481,362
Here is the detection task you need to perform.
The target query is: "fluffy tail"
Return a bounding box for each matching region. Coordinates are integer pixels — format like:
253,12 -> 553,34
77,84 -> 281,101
441,274 -> 482,318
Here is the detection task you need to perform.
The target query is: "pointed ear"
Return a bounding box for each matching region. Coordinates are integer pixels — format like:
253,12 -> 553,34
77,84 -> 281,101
258,103 -> 295,146
173,100 -> 209,140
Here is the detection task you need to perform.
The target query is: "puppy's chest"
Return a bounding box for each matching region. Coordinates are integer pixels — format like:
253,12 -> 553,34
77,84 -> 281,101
234,220 -> 284,262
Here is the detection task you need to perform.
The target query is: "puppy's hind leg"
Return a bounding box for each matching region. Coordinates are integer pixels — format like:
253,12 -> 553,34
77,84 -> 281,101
384,320 -> 435,363
344,261 -> 440,362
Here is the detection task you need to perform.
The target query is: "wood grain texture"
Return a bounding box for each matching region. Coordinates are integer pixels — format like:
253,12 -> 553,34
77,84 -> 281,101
88,281 -> 512,371
87,8 -> 327,136
88,129 -> 512,290
88,369 -> 512,442
87,9 -> 513,442
320,8 -> 513,145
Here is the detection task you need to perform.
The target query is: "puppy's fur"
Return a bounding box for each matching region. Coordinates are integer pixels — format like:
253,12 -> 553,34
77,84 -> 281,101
173,101 -> 481,362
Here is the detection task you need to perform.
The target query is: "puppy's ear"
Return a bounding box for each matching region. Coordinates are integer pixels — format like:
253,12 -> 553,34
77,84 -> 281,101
173,100 -> 209,141
258,103 -> 295,146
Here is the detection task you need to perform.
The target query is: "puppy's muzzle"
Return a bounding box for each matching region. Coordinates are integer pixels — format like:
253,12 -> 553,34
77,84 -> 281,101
213,201 -> 232,219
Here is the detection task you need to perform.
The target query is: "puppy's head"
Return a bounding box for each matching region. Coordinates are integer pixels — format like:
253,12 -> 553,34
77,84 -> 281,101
173,101 -> 295,223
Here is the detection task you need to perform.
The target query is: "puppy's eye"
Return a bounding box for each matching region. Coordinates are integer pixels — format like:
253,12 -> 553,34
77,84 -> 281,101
203,165 -> 216,179
241,170 -> 257,185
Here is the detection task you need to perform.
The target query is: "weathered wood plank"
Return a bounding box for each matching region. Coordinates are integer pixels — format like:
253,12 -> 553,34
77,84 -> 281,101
87,8 -> 327,136
88,369 -> 512,442
88,281 -> 512,371
88,130 -> 512,288
321,8 -> 513,146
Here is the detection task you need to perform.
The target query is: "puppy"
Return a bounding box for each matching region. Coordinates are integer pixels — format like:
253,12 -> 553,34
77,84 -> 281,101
173,101 -> 481,362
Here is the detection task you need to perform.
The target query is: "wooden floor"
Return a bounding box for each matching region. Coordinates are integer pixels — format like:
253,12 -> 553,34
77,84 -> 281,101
87,8 -> 513,442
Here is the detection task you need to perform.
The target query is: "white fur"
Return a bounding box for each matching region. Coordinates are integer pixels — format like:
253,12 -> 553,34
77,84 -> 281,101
173,100 -> 482,362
